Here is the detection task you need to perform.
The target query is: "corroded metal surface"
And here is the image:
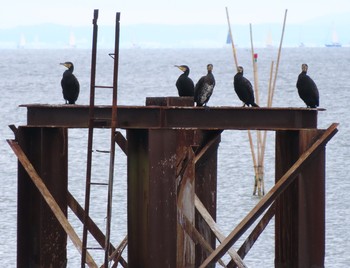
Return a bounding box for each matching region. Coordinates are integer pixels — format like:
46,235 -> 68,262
275,129 -> 327,267
199,123 -> 338,267
13,96 -> 339,268
21,104 -> 318,130
15,127 -> 68,268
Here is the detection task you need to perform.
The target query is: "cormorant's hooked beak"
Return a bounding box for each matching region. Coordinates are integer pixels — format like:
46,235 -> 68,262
60,62 -> 71,69
175,65 -> 186,72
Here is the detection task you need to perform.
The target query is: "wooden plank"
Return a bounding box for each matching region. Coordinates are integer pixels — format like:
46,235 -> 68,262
194,130 -> 221,267
177,148 -> 196,267
194,131 -> 222,164
67,191 -> 128,267
227,204 -> 275,268
195,195 -> 247,268
8,124 -> 18,135
7,139 -> 98,268
199,123 -> 338,267
178,209 -> 227,268
115,131 -> 128,155
109,236 -> 128,268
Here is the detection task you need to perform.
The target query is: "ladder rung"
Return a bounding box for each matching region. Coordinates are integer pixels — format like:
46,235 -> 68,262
95,149 -> 110,153
86,247 -> 104,250
90,182 -> 109,186
95,85 -> 113,89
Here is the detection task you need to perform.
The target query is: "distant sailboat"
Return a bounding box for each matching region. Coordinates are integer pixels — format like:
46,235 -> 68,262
325,28 -> 342,47
265,30 -> 273,48
18,34 -> 26,49
69,31 -> 77,48
298,28 -> 306,48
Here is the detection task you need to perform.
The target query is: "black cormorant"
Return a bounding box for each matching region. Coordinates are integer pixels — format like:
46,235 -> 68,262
175,65 -> 194,97
233,66 -> 259,107
194,64 -> 215,107
60,61 -> 80,104
296,63 -> 319,108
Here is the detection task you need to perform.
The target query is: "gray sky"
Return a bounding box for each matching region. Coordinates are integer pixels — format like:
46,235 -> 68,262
1,0 -> 350,28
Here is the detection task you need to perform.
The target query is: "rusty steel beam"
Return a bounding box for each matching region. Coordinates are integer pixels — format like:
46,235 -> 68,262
8,134 -> 97,268
194,130 -> 220,268
275,128 -> 327,267
199,123 -> 338,267
21,104 -> 318,130
14,127 -> 69,268
275,130 -> 300,267
297,129 -> 326,267
145,96 -> 194,106
127,129 -> 178,267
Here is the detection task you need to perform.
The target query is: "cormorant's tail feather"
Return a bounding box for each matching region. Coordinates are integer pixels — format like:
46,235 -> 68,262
252,103 -> 259,107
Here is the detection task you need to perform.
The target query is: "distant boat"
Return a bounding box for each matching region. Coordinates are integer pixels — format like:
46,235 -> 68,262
18,34 -> 26,49
265,30 -> 274,48
325,42 -> 342,47
325,28 -> 342,47
69,31 -> 77,48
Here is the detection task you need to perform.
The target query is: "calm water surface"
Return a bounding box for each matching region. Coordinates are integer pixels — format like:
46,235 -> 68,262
0,47 -> 349,267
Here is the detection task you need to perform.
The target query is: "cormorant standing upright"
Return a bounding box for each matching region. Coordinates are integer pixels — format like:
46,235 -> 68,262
194,64 -> 215,107
175,65 -> 194,96
233,66 -> 259,107
60,61 -> 80,104
296,63 -> 319,108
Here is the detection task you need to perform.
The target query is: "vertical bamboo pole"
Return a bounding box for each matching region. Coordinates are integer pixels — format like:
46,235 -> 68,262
226,7 -> 262,195
225,7 -> 239,69
249,23 -> 263,196
248,130 -> 258,195
259,61 -> 275,195
267,61 -> 275,107
259,9 -> 288,196
254,9 -> 288,195
249,24 -> 260,105
270,9 -> 288,105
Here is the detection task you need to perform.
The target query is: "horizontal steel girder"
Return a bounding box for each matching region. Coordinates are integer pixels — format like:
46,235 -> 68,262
20,104 -> 319,130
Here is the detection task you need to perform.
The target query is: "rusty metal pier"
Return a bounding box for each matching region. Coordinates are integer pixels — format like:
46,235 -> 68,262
8,99 -> 338,267
7,8 -> 339,268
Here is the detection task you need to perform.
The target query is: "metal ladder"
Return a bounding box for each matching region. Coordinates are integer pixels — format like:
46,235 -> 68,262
81,9 -> 120,268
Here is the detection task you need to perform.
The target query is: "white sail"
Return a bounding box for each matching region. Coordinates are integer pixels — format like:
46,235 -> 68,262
18,34 -> 26,49
69,31 -> 76,48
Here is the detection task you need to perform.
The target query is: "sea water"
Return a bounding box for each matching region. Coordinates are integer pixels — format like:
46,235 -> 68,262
0,47 -> 349,267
